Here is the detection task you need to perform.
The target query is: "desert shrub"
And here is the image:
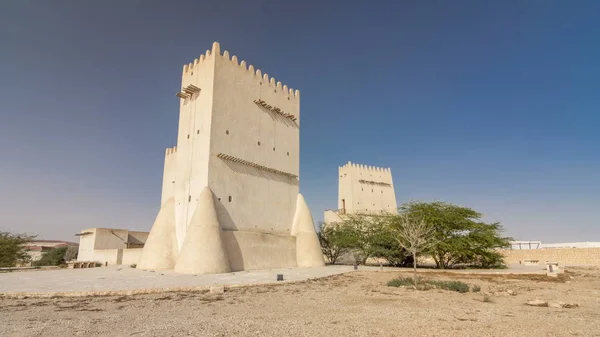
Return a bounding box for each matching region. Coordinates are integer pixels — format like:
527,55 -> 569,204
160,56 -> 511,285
387,277 -> 469,293
130,264 -> 137,268
472,285 -> 481,293
483,295 -> 493,303
387,277 -> 415,287
63,246 -> 78,262
427,280 -> 470,293
33,246 -> 68,266
387,278 -> 470,293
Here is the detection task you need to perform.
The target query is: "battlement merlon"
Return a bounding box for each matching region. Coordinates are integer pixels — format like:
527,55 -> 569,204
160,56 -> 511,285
181,42 -> 300,99
340,161 -> 392,173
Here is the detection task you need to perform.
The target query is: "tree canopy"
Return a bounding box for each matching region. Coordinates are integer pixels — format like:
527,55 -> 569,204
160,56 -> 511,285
34,246 -> 69,266
319,201 -> 512,269
0,231 -> 35,267
399,201 -> 511,269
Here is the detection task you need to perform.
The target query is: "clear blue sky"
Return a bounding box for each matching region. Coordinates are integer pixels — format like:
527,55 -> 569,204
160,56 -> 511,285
1,1 -> 598,243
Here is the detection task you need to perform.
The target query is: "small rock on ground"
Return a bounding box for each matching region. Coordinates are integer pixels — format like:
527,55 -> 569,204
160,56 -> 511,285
526,299 -> 548,307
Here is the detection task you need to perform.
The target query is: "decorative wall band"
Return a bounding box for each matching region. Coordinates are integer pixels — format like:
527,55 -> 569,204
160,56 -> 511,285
358,179 -> 391,186
217,153 -> 298,178
254,99 -> 298,122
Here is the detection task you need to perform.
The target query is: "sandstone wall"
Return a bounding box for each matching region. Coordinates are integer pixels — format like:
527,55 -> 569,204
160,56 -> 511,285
93,249 -> 123,266
501,248 -> 600,266
121,248 -> 143,266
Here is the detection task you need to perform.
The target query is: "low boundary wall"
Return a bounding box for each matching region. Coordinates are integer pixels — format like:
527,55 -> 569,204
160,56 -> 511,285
501,248 -> 600,266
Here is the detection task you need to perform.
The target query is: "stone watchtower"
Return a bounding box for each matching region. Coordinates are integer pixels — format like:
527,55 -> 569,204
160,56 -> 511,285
338,162 -> 397,214
324,162 -> 397,224
138,42 -> 324,274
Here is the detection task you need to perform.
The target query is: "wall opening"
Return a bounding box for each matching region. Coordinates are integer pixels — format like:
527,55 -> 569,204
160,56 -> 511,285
228,196 -> 232,202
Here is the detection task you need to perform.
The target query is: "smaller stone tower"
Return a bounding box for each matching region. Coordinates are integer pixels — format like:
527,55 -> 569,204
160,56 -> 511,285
324,161 -> 397,223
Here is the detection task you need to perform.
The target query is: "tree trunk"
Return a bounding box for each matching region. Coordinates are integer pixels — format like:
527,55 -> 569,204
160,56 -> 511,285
432,254 -> 441,269
413,252 -> 418,285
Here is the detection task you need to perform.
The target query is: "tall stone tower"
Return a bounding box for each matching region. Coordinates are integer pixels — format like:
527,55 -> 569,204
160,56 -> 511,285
324,161 -> 397,224
138,42 -> 324,274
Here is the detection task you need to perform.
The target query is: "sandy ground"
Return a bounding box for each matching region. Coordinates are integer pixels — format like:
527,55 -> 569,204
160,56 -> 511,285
1,268 -> 598,337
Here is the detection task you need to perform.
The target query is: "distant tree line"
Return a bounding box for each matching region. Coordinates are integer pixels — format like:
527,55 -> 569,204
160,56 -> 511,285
0,231 -> 78,268
318,201 -> 511,269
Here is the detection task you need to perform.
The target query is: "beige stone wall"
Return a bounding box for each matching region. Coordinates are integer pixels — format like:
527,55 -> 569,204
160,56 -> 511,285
323,210 -> 343,224
127,231 -> 149,247
93,229 -> 128,250
77,228 -> 97,262
161,146 -> 177,205
501,248 -> 600,266
93,249 -> 123,265
223,231 -> 297,271
121,248 -> 143,266
209,47 -> 299,236
173,51 -> 215,249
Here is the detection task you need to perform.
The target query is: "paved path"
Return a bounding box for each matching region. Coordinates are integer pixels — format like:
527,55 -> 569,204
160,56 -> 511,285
0,265 -> 354,295
0,264 -> 546,296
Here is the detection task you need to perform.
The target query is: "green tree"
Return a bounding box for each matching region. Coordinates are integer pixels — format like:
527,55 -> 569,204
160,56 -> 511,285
34,246 -> 69,266
341,213 -> 390,265
0,231 -> 35,267
368,222 -> 413,267
318,222 -> 353,264
399,201 -> 511,269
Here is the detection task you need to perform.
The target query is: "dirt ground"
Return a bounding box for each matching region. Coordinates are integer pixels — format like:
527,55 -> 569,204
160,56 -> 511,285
1,268 -> 599,337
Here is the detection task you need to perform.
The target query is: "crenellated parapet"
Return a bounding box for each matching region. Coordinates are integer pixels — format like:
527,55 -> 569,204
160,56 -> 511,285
181,42 -> 299,100
341,161 -> 391,173
182,41 -> 217,74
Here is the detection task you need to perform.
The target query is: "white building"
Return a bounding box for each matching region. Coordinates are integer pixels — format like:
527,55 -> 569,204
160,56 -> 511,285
77,228 -> 148,266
